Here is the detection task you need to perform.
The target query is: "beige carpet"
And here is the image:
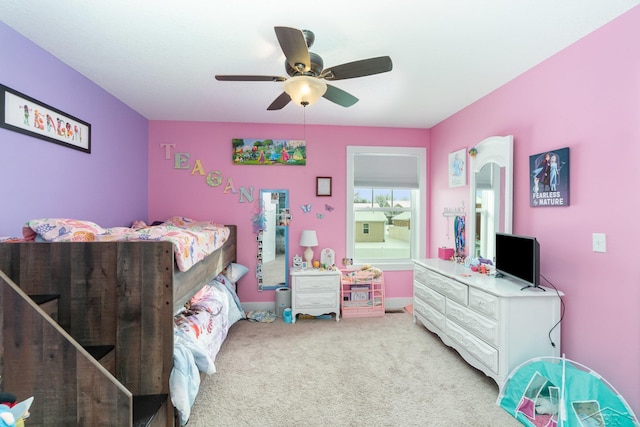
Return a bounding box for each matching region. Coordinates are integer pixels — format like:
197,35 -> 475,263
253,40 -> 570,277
188,312 -> 519,426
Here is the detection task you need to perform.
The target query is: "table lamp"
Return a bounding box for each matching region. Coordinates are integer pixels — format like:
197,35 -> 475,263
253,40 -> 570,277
299,230 -> 318,266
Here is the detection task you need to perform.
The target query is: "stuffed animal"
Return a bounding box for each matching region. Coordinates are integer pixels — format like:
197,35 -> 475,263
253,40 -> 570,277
0,406 -> 15,427
535,397 -> 558,415
359,264 -> 383,279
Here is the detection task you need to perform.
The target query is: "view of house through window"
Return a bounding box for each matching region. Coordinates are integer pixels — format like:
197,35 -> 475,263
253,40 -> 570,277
353,188 -> 412,260
346,146 -> 426,269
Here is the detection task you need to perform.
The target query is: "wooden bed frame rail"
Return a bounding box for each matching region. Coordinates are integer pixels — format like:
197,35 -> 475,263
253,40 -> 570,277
0,225 -> 236,426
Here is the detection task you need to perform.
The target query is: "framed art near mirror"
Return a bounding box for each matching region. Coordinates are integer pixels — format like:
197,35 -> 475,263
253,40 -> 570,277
258,189 -> 289,290
316,177 -> 332,196
468,135 -> 513,261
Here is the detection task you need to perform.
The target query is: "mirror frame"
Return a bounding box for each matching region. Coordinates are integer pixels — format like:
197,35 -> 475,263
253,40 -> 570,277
468,135 -> 514,258
257,189 -> 289,291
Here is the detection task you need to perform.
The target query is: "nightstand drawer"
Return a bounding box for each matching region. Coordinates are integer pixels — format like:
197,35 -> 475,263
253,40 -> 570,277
295,292 -> 337,309
295,275 -> 338,292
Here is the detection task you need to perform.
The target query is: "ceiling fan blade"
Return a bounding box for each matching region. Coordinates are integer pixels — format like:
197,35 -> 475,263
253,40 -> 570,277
267,92 -> 292,110
323,84 -> 359,107
274,26 -> 310,73
322,56 -> 393,81
215,75 -> 286,82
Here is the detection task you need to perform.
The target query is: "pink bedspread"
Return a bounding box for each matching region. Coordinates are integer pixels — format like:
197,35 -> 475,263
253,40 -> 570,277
22,216 -> 230,272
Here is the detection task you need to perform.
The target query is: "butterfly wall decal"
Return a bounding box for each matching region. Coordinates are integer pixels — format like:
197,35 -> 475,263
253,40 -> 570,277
325,204 -> 335,212
316,213 -> 325,219
300,204 -> 312,213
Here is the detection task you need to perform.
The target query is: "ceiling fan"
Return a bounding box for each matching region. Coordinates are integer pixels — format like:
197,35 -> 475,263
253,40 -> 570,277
215,26 -> 393,110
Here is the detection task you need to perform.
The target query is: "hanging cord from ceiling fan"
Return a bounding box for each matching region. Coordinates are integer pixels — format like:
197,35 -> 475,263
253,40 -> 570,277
303,104 -> 307,142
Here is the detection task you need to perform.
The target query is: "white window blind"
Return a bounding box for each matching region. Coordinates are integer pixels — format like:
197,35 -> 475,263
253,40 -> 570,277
353,153 -> 419,188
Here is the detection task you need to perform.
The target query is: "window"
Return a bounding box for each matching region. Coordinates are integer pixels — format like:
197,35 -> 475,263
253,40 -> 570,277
346,146 -> 427,270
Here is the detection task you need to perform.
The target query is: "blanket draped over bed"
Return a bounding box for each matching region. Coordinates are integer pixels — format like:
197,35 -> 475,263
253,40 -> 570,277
21,216 -> 231,272
172,272 -> 245,425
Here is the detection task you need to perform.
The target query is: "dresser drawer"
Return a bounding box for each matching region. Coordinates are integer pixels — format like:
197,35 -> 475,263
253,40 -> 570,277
413,264 -> 427,285
295,292 -> 337,309
414,298 -> 445,331
446,299 -> 499,346
446,319 -> 498,374
425,270 -> 468,305
469,288 -> 500,320
414,280 -> 445,314
295,275 -> 338,292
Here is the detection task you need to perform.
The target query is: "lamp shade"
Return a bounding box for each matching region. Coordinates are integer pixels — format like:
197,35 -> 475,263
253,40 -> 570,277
299,229 -> 318,247
283,76 -> 327,107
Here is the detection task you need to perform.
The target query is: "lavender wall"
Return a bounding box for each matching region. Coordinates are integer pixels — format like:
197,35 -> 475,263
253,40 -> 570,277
148,121 -> 429,304
430,6 -> 640,412
0,21 -> 148,237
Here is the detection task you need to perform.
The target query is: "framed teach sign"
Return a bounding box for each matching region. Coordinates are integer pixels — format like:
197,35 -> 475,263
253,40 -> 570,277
1,84 -> 91,153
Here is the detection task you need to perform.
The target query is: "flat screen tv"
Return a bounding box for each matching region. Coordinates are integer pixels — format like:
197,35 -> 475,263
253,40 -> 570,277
495,232 -> 541,290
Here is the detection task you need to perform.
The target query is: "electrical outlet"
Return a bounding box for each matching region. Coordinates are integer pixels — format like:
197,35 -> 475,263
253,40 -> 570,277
592,233 -> 606,253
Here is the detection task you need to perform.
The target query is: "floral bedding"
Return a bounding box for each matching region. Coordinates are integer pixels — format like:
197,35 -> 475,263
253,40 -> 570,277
21,216 -> 230,272
171,273 -> 245,426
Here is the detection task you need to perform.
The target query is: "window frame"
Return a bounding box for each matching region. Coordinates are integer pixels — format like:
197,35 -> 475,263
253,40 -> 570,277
346,146 -> 427,271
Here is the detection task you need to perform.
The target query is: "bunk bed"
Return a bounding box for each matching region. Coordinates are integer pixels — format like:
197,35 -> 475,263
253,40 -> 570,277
0,217 -> 239,426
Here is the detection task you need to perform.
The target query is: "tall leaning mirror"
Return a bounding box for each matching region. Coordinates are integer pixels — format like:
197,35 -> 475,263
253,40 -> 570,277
468,135 -> 513,261
257,189 -> 289,291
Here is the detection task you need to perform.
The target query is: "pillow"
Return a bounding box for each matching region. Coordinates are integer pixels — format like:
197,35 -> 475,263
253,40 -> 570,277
211,282 -> 244,326
225,263 -> 249,283
23,218 -> 105,242
212,273 -> 245,320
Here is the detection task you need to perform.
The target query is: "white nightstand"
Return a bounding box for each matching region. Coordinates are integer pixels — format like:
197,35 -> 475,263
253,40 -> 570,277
290,268 -> 341,323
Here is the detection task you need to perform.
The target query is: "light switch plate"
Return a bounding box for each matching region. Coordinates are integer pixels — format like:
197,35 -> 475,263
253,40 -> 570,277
592,233 -> 606,253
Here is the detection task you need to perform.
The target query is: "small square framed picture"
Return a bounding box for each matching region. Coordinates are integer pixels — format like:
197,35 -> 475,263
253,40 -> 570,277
316,176 -> 332,197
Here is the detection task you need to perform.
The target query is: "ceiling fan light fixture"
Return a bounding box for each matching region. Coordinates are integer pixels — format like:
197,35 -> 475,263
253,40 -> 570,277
283,75 -> 327,107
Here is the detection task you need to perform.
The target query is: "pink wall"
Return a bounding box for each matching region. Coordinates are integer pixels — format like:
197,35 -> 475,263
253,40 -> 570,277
148,121 -> 429,304
430,6 -> 640,412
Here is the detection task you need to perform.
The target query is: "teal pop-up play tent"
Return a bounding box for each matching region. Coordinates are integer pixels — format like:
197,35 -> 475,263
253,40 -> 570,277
497,356 -> 638,426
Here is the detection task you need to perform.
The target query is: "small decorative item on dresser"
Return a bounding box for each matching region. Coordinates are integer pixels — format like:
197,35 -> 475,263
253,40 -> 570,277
293,254 -> 303,270
320,248 -> 335,267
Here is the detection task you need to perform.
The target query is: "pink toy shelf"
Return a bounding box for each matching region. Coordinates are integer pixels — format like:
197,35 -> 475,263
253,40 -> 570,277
340,270 -> 384,318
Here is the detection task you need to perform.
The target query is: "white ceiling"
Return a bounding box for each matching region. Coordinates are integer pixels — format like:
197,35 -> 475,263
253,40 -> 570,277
1,1 -> 639,129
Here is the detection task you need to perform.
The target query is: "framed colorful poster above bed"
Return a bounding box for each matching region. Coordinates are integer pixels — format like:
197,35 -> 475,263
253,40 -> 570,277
0,83 -> 91,153
232,138 -> 306,165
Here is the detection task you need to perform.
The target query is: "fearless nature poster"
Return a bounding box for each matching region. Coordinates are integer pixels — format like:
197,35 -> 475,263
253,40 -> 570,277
529,147 -> 570,207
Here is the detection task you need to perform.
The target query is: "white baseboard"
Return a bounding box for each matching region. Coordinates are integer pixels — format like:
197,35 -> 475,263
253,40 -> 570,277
242,297 -> 413,314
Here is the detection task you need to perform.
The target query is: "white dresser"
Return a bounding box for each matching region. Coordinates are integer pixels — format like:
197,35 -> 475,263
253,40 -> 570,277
413,259 -> 562,388
290,269 -> 341,323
